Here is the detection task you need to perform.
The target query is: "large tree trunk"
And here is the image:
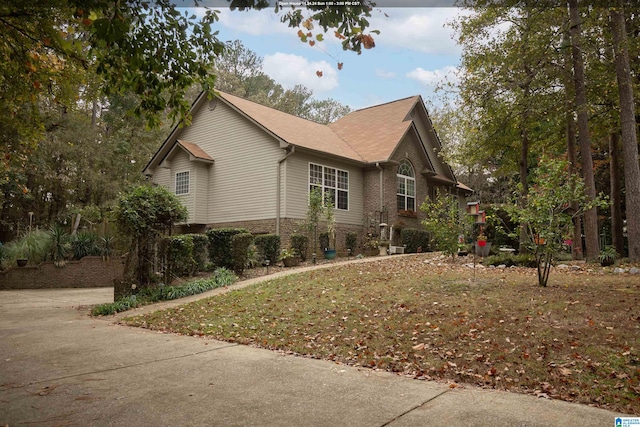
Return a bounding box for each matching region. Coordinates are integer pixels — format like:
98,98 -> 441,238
567,109 -> 584,260
609,131 -> 625,256
568,0 -> 600,261
563,30 -> 584,260
610,6 -> 640,262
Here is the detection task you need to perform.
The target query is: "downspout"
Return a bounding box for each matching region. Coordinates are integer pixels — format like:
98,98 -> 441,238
276,145 -> 295,236
376,162 -> 384,212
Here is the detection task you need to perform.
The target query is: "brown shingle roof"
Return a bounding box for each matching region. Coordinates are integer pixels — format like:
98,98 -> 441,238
218,92 -> 365,162
177,140 -> 214,162
328,96 -> 420,163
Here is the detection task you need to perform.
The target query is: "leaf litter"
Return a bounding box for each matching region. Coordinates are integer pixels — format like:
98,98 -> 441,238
123,254 -> 640,414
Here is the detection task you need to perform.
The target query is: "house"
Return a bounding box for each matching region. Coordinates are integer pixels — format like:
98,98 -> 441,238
143,91 -> 472,252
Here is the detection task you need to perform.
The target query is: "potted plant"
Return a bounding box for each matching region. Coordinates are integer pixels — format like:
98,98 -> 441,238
598,245 -> 618,267
279,248 -> 300,267
477,233 -> 487,247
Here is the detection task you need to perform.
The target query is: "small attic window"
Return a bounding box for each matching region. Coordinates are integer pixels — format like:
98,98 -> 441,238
175,171 -> 190,195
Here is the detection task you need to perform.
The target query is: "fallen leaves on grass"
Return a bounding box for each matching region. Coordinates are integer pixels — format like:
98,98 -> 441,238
124,254 -> 640,414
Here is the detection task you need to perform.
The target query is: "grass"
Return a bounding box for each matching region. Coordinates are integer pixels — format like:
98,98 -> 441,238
123,254 -> 640,414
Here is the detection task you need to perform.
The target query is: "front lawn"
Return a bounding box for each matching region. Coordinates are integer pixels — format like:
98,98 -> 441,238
123,254 -> 640,414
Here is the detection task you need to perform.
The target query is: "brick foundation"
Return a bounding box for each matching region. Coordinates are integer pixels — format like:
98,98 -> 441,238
0,256 -> 124,290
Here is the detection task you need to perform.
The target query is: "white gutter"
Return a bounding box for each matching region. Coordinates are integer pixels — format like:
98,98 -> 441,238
276,145 -> 295,235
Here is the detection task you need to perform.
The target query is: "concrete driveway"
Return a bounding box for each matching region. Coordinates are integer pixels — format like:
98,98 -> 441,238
0,287 -> 626,426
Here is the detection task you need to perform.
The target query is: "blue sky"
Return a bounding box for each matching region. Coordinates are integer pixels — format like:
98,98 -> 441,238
205,7 -> 467,110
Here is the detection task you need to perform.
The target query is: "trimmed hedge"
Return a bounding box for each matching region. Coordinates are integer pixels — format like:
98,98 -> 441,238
206,228 -> 249,269
290,233 -> 308,261
230,233 -> 254,276
190,233 -> 209,272
254,234 -> 280,264
165,235 -> 197,280
401,228 -> 430,253
91,268 -> 236,316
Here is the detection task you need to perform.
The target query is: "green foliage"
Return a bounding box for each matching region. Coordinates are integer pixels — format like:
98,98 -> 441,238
345,232 -> 357,252
598,246 -> 619,263
304,187 -> 324,253
254,234 -> 281,264
49,225 -> 70,266
3,229 -> 51,267
71,231 -> 100,260
91,268 -> 236,316
420,189 -> 463,258
230,233 -> 254,276
506,155 -> 608,286
189,234 -> 209,272
99,233 -> 116,259
114,186 -> 188,238
401,228 -> 430,253
206,228 -> 249,269
165,235 -> 197,281
290,233 -> 308,261
115,185 -> 187,284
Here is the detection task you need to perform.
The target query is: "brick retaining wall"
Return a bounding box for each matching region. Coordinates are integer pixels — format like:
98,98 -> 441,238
0,256 -> 124,290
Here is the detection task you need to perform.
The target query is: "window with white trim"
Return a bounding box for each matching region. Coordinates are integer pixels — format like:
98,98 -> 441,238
175,171 -> 190,195
309,163 -> 348,210
396,160 -> 415,211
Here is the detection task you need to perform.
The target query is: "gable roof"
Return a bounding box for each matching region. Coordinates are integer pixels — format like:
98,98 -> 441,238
218,92 -> 365,162
328,96 -> 419,163
177,140 -> 214,162
145,91 -> 468,194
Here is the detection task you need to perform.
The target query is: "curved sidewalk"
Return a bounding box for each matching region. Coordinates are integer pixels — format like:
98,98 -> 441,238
0,258 -> 628,426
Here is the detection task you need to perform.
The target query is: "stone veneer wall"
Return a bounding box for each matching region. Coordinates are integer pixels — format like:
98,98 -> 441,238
0,256 -> 124,290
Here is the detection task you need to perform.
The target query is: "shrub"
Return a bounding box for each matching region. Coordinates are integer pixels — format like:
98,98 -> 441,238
345,232 -> 357,253
401,228 -> 430,253
254,234 -> 280,264
91,267 -> 236,316
3,229 -> 51,266
189,233 -> 208,272
71,231 -> 100,260
206,228 -> 249,269
230,233 -> 254,275
165,235 -> 197,280
290,233 -> 308,261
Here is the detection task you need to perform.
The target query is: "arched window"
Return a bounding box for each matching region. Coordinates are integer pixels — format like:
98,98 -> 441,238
396,160 -> 415,212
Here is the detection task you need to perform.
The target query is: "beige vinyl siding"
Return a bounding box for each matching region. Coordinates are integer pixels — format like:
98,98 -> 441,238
176,100 -> 281,223
193,162 -> 209,223
284,151 -> 363,225
170,151 -> 194,223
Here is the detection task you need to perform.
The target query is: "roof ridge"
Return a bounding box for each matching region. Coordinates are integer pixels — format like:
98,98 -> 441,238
347,95 -> 420,115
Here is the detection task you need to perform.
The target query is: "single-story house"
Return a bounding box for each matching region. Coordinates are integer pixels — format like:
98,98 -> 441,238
143,91 -> 472,252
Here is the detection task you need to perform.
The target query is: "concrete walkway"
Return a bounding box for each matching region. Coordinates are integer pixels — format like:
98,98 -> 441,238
0,262 -> 628,426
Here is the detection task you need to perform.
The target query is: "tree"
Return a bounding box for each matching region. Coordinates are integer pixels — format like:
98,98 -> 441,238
568,0 -> 600,261
507,155 -> 606,287
420,189 -> 464,259
114,185 -> 187,285
609,4 -> 640,262
1,1 -> 372,186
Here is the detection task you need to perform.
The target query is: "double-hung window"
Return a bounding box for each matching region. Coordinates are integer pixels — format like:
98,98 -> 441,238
309,163 -> 348,210
175,171 -> 190,195
396,160 -> 415,212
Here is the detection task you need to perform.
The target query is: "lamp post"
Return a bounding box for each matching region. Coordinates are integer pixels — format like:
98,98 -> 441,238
265,259 -> 270,274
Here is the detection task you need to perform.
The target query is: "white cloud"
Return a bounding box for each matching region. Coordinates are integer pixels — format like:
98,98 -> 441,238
375,68 -> 396,79
406,66 -> 459,88
369,8 -> 468,55
216,9 -> 291,36
263,53 -> 338,92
